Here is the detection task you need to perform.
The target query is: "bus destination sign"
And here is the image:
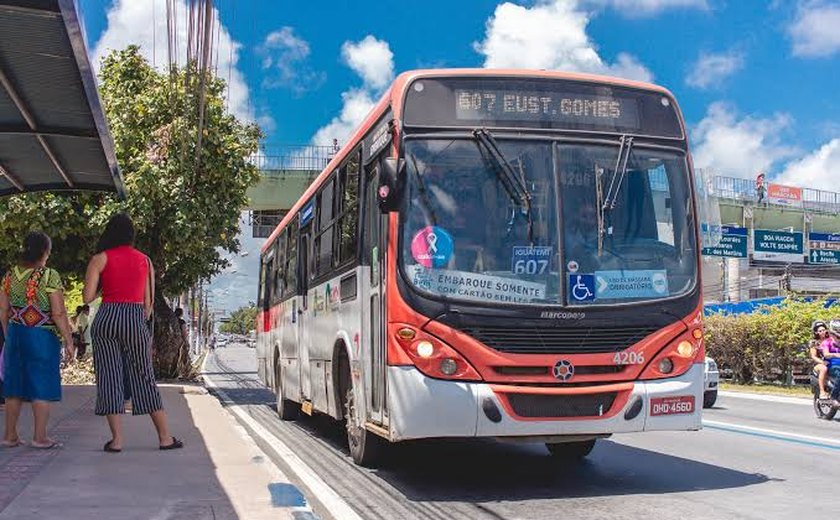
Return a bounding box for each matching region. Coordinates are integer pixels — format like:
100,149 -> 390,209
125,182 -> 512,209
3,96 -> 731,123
402,77 -> 683,138
455,89 -> 640,129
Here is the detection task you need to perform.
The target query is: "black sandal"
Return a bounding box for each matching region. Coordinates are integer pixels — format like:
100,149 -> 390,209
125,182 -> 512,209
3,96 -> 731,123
159,437 -> 184,451
103,440 -> 121,453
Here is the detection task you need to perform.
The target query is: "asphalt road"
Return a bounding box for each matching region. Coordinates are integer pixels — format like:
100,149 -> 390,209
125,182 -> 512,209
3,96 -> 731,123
204,344 -> 837,520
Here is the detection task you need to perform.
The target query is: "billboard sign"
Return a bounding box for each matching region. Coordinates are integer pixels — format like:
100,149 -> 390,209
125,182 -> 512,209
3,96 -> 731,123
767,183 -> 803,208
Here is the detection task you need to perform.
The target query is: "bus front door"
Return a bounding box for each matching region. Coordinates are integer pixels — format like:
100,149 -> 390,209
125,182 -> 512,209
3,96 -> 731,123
363,165 -> 388,425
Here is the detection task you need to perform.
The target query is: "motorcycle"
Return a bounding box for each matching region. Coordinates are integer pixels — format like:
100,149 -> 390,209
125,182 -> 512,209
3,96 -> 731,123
810,370 -> 837,420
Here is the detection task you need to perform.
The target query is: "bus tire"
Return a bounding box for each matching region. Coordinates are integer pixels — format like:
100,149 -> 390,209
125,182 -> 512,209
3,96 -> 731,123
276,366 -> 300,421
345,387 -> 384,467
546,439 -> 596,460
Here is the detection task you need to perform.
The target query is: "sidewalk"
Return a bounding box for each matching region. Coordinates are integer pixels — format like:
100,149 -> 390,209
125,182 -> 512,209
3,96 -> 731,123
0,384 -> 309,520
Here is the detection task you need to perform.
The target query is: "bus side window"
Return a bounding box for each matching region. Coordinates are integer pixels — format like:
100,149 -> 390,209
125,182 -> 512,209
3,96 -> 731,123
258,261 -> 267,311
285,223 -> 298,298
274,231 -> 287,302
263,256 -> 274,309
315,176 -> 336,278
336,148 -> 361,267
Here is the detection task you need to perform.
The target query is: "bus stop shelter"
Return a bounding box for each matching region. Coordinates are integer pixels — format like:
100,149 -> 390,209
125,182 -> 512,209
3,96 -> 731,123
0,0 -> 124,197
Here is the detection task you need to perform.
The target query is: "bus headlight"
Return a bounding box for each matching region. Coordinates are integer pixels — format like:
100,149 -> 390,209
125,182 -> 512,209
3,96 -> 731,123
397,335 -> 482,382
416,341 -> 434,358
676,341 -> 696,358
440,358 -> 458,376
640,335 -> 703,381
658,357 -> 674,374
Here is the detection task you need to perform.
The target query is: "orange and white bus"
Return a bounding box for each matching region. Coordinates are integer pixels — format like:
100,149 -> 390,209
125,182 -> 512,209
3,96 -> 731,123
257,69 -> 707,466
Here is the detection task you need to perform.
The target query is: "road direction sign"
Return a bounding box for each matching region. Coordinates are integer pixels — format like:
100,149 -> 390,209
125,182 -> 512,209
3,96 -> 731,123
809,249 -> 840,265
808,232 -> 840,252
702,226 -> 748,258
753,229 -> 804,264
753,230 -> 803,254
808,232 -> 840,265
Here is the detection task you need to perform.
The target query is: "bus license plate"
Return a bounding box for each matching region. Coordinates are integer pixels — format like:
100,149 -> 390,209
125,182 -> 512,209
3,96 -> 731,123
650,396 -> 695,416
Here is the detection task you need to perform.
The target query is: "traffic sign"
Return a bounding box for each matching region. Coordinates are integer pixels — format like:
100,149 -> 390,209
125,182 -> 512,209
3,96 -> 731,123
753,229 -> 804,264
702,226 -> 748,258
809,249 -> 840,265
808,232 -> 840,265
753,230 -> 803,254
808,232 -> 840,252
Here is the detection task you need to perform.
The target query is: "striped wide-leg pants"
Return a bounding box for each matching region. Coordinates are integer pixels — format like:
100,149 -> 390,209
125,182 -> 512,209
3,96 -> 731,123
92,303 -> 163,416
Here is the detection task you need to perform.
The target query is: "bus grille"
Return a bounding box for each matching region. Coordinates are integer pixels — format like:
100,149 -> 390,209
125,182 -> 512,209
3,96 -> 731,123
462,326 -> 661,354
507,392 -> 617,418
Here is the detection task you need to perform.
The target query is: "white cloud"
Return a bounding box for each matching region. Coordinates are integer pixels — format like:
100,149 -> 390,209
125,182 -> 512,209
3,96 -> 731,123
778,138 -> 840,190
92,0 -> 261,126
258,27 -> 325,93
341,36 -> 395,90
789,1 -> 840,57
686,49 -> 744,89
311,89 -> 378,147
588,0 -> 708,14
310,36 -> 394,147
474,0 -> 654,82
691,102 -> 798,178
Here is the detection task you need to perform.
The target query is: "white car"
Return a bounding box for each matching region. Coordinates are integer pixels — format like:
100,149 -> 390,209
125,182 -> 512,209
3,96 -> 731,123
704,356 -> 719,408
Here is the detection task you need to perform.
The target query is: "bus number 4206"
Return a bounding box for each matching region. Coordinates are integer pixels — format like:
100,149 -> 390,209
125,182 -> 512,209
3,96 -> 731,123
613,351 -> 644,365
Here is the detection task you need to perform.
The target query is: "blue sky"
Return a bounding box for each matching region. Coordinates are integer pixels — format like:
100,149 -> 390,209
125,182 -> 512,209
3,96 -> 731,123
77,0 -> 840,312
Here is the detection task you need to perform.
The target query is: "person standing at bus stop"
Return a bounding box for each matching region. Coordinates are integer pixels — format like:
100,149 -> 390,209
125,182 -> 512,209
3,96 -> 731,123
0,232 -> 75,449
83,213 -> 183,453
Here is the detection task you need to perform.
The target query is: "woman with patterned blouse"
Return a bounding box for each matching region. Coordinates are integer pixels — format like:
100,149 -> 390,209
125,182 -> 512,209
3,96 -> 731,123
0,232 -> 74,449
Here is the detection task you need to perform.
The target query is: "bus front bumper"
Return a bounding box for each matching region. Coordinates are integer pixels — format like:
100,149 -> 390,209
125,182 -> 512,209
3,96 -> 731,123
386,364 -> 704,442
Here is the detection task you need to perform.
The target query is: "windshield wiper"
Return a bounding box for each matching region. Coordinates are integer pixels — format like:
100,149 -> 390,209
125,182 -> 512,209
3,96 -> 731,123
408,154 -> 438,227
472,128 -> 534,243
598,135 -> 634,253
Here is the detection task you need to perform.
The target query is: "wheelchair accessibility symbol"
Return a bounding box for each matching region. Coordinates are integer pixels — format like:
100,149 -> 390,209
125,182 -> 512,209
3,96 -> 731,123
569,274 -> 596,302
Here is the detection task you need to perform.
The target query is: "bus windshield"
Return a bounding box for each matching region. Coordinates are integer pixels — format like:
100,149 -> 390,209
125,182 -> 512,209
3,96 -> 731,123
400,138 -> 697,306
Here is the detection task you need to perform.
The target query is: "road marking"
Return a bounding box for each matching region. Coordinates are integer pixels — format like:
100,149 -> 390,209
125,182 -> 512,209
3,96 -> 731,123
718,391 -> 811,406
703,420 -> 840,451
203,356 -> 363,520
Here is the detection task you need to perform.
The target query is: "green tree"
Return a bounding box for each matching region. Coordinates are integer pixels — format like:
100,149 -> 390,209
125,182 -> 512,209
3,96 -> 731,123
0,46 -> 261,378
705,298 -> 836,384
219,304 -> 258,336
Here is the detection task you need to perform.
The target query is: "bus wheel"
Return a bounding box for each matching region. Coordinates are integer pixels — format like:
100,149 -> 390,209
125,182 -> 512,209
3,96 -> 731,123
546,439 -> 596,460
276,367 -> 300,421
345,387 -> 383,467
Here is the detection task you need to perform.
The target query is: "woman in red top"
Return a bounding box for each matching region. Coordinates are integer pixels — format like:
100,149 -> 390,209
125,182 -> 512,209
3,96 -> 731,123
83,213 -> 182,453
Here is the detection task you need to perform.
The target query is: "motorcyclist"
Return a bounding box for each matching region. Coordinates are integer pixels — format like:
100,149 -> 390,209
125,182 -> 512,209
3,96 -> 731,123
809,321 -> 830,399
822,319 -> 840,409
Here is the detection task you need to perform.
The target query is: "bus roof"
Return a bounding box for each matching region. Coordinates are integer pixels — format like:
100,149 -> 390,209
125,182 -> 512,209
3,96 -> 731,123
260,68 -> 679,254
389,68 -> 676,103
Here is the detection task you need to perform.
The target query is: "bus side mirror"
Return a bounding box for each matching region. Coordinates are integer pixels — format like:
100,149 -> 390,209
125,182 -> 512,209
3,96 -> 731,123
378,157 -> 404,213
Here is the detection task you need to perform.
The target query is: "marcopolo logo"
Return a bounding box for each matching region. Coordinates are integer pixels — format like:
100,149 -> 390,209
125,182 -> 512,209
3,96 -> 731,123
552,360 -> 575,381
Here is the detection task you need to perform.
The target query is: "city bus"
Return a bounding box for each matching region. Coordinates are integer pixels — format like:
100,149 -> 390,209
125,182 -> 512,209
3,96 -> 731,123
257,69 -> 707,467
